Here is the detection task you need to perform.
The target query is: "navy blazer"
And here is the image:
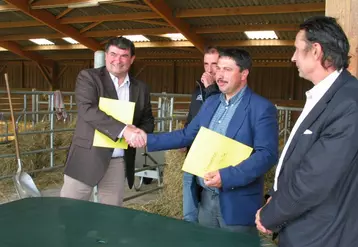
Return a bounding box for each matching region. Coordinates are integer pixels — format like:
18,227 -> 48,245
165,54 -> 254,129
147,87 -> 278,226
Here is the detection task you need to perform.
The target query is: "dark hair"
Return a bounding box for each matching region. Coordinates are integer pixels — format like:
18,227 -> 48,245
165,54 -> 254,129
300,16 -> 350,70
104,36 -> 135,56
219,48 -> 252,71
204,46 -> 220,55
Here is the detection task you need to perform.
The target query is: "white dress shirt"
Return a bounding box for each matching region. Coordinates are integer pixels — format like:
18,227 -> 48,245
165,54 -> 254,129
109,73 -> 130,158
273,70 -> 342,191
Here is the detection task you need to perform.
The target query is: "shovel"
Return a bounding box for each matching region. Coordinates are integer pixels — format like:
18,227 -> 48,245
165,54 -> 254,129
4,73 -> 41,198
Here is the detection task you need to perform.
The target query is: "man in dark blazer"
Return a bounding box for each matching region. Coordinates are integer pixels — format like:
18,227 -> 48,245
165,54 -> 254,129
131,48 -> 278,235
60,37 -> 154,206
256,16 -> 358,247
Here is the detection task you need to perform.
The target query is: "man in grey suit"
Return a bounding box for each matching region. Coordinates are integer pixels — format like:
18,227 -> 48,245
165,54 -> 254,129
60,37 -> 154,206
255,16 -> 358,247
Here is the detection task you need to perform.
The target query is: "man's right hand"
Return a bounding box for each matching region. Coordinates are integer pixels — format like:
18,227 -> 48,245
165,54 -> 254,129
123,125 -> 146,148
201,72 -> 215,88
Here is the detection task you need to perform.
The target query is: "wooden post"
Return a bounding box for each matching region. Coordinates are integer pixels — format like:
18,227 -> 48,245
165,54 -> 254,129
326,0 -> 358,77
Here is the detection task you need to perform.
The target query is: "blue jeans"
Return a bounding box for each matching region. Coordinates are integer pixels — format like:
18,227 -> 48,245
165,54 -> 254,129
198,189 -> 258,235
183,172 -> 199,222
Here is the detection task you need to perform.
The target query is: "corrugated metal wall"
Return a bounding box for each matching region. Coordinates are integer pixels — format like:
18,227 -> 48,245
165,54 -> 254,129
0,60 -> 312,101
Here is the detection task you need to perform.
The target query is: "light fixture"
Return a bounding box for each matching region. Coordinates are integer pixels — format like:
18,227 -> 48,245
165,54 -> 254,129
62,37 -> 79,44
122,35 -> 150,42
161,33 -> 187,41
244,31 -> 278,40
29,38 -> 54,45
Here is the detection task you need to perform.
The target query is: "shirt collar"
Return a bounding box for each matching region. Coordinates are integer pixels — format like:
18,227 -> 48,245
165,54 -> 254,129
220,85 -> 247,105
109,73 -> 130,89
306,69 -> 342,100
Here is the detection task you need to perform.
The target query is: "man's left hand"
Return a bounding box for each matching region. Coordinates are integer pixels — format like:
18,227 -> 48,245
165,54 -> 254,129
255,207 -> 272,234
204,170 -> 222,188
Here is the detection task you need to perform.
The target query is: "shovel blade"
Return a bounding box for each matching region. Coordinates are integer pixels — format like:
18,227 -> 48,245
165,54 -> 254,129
13,172 -> 41,198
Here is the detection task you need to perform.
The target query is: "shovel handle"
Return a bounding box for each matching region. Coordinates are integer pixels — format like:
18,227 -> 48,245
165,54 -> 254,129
4,73 -> 21,162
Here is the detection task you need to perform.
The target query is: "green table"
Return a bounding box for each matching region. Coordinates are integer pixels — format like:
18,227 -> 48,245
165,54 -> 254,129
0,197 -> 261,247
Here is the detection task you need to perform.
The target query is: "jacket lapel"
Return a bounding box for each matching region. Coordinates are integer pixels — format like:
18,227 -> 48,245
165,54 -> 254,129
129,77 -> 139,103
100,67 -> 118,100
283,101 -> 327,163
226,87 -> 251,139
283,70 -> 351,163
202,97 -> 220,128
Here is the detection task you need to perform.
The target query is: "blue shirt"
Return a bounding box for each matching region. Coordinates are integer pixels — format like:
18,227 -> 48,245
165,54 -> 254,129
197,85 -> 247,193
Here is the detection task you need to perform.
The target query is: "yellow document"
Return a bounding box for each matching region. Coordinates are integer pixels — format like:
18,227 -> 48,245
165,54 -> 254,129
93,97 -> 135,149
182,127 -> 253,177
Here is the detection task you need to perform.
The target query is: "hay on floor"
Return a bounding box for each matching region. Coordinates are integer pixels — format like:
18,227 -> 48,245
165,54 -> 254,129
127,149 -> 186,219
0,120 -> 75,201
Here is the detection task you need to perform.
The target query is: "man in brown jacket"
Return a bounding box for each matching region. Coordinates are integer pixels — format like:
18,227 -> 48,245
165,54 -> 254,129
60,37 -> 154,206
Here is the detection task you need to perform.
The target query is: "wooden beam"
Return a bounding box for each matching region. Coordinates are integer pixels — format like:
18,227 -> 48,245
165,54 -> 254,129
4,0 -> 102,51
143,0 -> 205,53
0,51 -> 292,61
56,8 -> 73,19
0,3 -> 325,26
0,40 -> 54,68
60,12 -> 159,24
194,24 -> 298,34
0,24 -> 298,42
56,65 -> 68,81
130,19 -> 172,27
51,62 -> 59,90
326,0 -> 358,77
16,40 -> 294,51
175,3 -> 325,18
37,63 -> 52,88
0,20 -> 42,29
0,4 -> 17,12
24,44 -> 89,51
85,27 -> 175,37
215,40 -> 294,47
80,22 -> 103,33
110,3 -> 152,10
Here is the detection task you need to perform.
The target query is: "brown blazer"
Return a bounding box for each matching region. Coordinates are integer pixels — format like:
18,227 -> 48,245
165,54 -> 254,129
64,66 -> 154,189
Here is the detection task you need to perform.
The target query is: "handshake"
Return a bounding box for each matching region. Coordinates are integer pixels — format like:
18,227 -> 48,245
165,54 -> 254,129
123,125 -> 147,148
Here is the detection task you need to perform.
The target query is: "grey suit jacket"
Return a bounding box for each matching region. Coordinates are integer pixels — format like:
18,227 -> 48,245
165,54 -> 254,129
261,70 -> 358,247
64,66 -> 154,188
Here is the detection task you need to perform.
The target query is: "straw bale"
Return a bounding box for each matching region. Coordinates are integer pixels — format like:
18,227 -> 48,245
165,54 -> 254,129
127,149 -> 186,219
0,119 -> 75,198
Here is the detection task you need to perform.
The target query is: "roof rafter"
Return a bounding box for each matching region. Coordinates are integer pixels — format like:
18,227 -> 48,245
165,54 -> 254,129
0,3 -> 324,27
0,40 -> 54,67
143,0 -> 206,53
0,51 -> 292,61
0,24 -> 298,41
4,0 -> 102,51
175,3 -> 325,17
8,40 -> 293,51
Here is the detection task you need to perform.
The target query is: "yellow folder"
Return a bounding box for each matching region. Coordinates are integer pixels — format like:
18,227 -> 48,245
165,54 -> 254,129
93,97 -> 135,149
182,127 -> 253,177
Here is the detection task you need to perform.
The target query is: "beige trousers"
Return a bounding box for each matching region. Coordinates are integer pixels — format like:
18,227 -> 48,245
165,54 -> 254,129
60,158 -> 126,206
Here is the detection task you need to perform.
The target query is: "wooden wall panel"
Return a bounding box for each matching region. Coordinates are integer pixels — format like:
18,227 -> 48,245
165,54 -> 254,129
174,62 -> 203,94
132,62 -> 175,93
58,64 -> 87,91
0,62 -> 23,88
0,60 -> 314,102
23,62 -> 48,90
